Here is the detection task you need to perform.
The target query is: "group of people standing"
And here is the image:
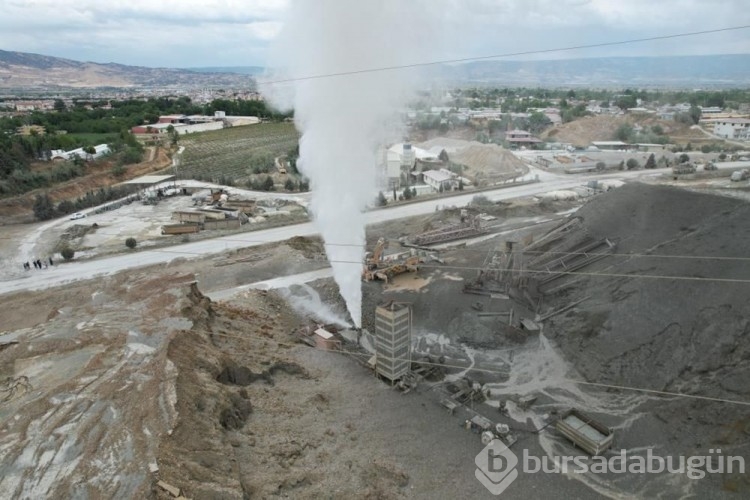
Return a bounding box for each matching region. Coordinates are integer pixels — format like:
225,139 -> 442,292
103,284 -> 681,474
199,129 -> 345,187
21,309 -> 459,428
23,257 -> 53,271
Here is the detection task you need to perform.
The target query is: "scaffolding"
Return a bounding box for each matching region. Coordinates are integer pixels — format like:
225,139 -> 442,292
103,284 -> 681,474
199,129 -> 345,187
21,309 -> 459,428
374,302 -> 412,383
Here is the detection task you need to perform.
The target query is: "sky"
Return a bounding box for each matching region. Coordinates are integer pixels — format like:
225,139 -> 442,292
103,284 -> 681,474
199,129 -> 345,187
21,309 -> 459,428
0,0 -> 748,68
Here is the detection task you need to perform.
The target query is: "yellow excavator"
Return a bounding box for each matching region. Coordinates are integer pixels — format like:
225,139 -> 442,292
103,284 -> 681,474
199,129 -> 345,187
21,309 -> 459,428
362,238 -> 421,283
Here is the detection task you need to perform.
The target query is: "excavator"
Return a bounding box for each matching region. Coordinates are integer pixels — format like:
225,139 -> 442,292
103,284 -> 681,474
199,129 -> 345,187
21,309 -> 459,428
362,237 -> 421,283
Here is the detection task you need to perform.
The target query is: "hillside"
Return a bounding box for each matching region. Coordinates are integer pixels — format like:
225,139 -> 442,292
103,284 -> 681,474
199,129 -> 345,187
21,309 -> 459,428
0,50 -> 255,89
542,114 -> 706,147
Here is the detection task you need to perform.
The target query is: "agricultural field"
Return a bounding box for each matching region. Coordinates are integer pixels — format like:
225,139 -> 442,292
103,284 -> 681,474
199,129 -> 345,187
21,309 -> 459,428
177,122 -> 299,184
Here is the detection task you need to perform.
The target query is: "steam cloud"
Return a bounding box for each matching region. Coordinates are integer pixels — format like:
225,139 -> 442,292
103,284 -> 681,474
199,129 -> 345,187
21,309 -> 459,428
266,1 -> 436,327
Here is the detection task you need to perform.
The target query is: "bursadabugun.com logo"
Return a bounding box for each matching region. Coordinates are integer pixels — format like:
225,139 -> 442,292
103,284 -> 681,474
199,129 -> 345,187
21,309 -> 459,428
476,441 -> 746,496
474,439 -> 519,495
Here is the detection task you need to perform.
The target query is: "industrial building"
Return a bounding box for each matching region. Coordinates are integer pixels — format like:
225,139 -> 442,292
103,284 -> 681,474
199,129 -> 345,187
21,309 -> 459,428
374,302 -> 412,382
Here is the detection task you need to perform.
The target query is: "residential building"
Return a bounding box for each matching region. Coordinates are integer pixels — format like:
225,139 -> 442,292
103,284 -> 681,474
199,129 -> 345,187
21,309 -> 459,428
505,129 -> 542,146
714,119 -> 750,141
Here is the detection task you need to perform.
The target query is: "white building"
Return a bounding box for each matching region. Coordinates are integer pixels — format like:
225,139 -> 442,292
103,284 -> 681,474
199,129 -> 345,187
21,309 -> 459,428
50,143 -> 111,161
422,169 -> 455,192
714,119 -> 750,141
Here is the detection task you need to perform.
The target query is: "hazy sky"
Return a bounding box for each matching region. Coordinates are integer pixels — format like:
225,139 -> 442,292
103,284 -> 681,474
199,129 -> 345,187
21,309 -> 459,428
1,0 -> 748,68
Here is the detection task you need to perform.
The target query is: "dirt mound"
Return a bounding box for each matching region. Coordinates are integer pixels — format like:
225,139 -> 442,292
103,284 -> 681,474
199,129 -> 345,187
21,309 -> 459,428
543,114 -> 706,148
537,183 -> 750,456
574,183 -> 743,252
416,138 -> 528,184
285,235 -> 324,259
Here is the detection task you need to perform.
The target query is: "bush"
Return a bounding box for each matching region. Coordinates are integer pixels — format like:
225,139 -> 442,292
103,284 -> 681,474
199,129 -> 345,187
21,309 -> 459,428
471,194 -> 492,206
719,153 -> 727,161
125,237 -> 137,249
679,153 -> 690,164
60,246 -> 75,260
376,191 -> 388,206
33,193 -> 56,221
626,158 -> 640,170
112,164 -> 126,177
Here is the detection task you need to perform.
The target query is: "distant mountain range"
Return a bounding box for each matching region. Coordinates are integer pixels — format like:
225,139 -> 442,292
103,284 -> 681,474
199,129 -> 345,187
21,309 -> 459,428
188,66 -> 266,76
429,54 -> 750,87
190,54 -> 750,87
1,50 -> 749,89
0,50 -> 255,89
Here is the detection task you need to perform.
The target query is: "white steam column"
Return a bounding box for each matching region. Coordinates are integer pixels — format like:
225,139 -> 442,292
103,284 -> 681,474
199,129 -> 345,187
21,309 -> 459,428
267,0 -> 433,327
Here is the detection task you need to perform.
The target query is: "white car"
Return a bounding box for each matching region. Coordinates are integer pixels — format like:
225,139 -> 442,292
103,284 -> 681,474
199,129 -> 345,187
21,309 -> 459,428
69,212 -> 86,220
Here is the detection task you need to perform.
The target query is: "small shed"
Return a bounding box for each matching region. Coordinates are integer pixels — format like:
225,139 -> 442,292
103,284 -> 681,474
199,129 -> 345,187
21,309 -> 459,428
519,318 -> 540,331
314,328 -> 339,350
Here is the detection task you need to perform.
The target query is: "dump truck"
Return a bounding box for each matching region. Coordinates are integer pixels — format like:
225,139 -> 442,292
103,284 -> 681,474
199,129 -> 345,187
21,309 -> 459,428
555,408 -> 614,455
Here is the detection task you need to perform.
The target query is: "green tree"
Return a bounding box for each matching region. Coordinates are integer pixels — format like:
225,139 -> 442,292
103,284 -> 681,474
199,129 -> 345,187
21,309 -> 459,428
403,187 -> 412,200
438,149 -> 449,162
614,124 -> 634,142
284,178 -> 296,191
54,99 -> 66,112
262,175 -> 275,191
688,105 -> 702,125
615,95 -> 637,110
125,237 -> 137,249
33,193 -> 56,220
679,153 -> 690,164
644,153 -> 656,169
458,179 -> 464,191
528,111 -> 552,133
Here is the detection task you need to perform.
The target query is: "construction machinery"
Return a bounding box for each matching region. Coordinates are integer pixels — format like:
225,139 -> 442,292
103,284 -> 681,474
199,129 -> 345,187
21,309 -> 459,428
362,238 -> 422,283
411,214 -> 487,246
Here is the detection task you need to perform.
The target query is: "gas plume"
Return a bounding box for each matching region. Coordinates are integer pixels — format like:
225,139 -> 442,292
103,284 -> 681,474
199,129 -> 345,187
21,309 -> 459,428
266,1 -> 435,327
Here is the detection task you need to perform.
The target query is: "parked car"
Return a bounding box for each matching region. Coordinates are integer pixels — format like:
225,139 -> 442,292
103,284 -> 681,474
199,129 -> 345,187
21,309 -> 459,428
69,212 -> 86,220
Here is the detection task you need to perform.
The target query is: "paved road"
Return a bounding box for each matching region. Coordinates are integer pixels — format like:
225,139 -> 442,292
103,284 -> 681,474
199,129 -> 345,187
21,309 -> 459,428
0,167 -> 667,297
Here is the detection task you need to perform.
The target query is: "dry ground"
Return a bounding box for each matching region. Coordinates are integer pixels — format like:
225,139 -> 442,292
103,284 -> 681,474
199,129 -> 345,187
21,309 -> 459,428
542,114 -> 711,148
2,187 -> 749,498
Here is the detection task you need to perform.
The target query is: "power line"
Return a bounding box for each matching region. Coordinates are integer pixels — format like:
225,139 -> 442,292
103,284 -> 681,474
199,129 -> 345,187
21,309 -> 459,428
260,25 -> 750,84
12,228 -> 750,262
13,241 -> 750,285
